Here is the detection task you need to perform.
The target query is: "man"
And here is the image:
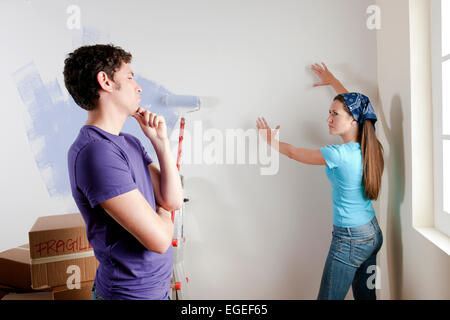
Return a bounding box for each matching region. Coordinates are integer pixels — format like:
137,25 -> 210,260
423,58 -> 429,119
64,44 -> 183,300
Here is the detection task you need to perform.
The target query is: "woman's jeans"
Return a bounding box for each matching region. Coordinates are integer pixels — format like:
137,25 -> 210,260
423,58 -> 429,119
317,216 -> 383,300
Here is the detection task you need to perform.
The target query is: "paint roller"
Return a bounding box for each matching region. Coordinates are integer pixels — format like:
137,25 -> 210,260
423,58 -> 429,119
161,93 -> 201,222
161,93 -> 201,171
162,94 -> 200,114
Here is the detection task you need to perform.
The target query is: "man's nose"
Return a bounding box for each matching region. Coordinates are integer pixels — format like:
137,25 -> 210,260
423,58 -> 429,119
137,86 -> 142,93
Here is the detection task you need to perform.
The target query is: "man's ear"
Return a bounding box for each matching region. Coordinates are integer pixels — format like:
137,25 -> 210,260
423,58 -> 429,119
97,71 -> 114,92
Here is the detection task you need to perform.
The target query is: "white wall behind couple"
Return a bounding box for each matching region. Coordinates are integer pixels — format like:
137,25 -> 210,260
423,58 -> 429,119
0,0 -> 380,299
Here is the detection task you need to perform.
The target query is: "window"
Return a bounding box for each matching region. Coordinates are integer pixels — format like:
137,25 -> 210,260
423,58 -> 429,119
431,0 -> 450,238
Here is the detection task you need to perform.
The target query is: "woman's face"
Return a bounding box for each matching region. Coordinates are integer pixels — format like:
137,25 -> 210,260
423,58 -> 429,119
327,100 -> 356,136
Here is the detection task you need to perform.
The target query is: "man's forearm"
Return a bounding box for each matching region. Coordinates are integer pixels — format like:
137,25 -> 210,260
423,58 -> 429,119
154,138 -> 183,209
157,209 -> 174,242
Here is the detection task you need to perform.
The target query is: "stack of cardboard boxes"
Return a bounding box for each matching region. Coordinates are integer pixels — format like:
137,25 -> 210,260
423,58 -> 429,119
0,213 -> 99,300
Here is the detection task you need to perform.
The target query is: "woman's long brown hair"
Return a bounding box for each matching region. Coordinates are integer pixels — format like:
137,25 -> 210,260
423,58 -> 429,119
334,95 -> 384,200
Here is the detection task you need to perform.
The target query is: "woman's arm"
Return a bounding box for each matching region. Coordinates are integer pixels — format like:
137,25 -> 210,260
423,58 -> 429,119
256,117 -> 326,166
311,63 -> 349,95
277,142 -> 326,165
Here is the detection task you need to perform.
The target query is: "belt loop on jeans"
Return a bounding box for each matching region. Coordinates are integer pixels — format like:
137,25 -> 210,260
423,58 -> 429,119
347,227 -> 352,237
371,216 -> 378,232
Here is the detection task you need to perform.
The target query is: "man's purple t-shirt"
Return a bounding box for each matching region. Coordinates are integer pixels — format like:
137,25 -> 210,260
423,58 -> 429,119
67,125 -> 173,300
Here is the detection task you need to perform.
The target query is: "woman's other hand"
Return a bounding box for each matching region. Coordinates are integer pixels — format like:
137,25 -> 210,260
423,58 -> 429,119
256,117 -> 280,146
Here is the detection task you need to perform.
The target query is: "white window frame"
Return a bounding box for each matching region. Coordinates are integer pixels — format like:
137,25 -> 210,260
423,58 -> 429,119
431,0 -> 450,238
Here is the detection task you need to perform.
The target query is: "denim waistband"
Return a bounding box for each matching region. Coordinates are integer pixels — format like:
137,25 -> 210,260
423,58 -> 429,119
332,216 -> 381,238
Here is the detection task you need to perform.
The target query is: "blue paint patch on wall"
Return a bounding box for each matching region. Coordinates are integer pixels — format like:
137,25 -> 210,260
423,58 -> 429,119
12,61 -> 84,198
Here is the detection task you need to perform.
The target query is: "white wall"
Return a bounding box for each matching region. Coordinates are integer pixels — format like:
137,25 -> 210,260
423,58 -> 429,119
0,0 -> 378,299
375,0 -> 450,299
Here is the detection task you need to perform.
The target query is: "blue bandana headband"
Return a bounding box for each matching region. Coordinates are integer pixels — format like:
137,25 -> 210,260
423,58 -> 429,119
339,93 -> 377,127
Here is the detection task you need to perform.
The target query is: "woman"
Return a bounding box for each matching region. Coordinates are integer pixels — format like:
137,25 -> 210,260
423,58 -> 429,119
256,63 -> 384,300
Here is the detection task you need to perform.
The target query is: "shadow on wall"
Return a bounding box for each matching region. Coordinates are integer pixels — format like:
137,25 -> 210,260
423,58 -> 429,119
378,94 -> 405,299
335,63 -> 379,98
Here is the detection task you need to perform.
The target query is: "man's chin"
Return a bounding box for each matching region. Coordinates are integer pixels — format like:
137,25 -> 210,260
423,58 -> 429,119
131,104 -> 140,114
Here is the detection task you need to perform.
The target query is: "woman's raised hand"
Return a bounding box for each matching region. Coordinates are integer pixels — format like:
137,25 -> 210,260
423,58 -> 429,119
311,63 -> 348,94
311,62 -> 336,87
256,117 -> 280,146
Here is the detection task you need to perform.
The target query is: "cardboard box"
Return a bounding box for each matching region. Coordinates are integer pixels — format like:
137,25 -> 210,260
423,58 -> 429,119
0,284 -> 17,300
52,280 -> 94,300
28,213 -> 99,290
0,244 -> 32,291
1,291 -> 54,300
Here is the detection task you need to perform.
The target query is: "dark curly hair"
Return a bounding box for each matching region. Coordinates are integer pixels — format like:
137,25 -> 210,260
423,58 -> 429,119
63,44 -> 132,111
